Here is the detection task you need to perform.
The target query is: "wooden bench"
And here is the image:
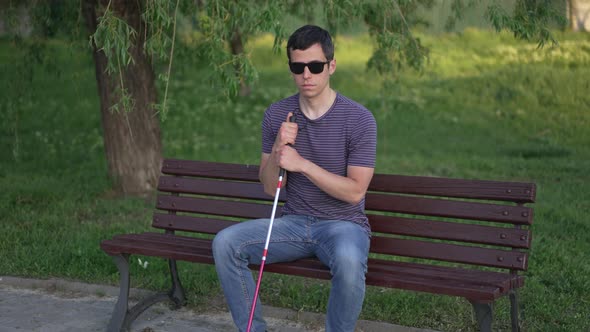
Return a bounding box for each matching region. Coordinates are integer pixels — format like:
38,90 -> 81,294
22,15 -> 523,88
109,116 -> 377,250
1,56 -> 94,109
100,158 -> 536,332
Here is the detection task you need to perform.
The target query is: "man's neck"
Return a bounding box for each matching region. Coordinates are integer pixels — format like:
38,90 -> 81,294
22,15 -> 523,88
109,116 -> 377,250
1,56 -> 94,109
299,88 -> 337,120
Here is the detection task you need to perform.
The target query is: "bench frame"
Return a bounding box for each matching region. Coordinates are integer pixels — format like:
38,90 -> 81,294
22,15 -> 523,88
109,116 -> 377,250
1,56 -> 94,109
101,158 -> 536,332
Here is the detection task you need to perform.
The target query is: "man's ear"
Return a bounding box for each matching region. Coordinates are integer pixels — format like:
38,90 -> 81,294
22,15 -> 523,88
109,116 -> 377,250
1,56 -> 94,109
329,59 -> 336,75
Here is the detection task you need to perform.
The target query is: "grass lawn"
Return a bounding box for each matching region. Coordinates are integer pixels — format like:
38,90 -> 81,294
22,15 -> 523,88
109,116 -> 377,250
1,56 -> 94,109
1,29 -> 589,331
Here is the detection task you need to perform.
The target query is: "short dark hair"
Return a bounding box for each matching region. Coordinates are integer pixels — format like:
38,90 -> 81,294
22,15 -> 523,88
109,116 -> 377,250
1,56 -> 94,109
286,25 -> 334,62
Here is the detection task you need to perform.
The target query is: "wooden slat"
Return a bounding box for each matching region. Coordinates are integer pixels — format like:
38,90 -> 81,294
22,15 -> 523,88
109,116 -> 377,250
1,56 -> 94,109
152,213 -> 238,234
265,256 -> 523,297
366,193 -> 533,225
254,260 -> 515,301
162,159 -> 260,182
368,258 -> 522,291
112,233 -> 210,248
135,232 -> 519,296
369,215 -> 532,248
265,257 -> 521,301
262,259 -> 331,279
156,195 -> 279,220
114,233 -> 212,248
101,238 -> 507,301
101,237 -> 214,264
366,270 -> 500,301
154,212 -> 530,249
156,191 -> 533,226
100,232 -> 523,301
152,212 -> 531,268
370,236 -> 528,270
158,176 -> 285,201
162,159 -> 536,204
158,176 -> 532,228
370,173 -> 536,203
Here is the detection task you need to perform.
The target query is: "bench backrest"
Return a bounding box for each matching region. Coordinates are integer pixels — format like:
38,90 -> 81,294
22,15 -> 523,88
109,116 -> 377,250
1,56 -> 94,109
154,159 -> 535,273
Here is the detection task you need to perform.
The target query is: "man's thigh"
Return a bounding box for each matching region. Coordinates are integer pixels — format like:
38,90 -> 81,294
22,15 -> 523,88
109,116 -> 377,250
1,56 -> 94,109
311,220 -> 370,269
220,215 -> 316,264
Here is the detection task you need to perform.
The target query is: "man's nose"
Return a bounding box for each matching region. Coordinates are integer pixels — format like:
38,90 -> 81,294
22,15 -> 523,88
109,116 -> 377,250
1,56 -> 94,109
303,66 -> 312,79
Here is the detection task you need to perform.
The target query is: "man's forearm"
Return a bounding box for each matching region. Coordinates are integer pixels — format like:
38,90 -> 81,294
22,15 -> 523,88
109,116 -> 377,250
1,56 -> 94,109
299,160 -> 373,205
259,153 -> 282,196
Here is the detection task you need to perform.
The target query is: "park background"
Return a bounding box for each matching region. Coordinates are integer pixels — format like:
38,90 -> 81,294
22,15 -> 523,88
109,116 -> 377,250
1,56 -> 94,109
1,1 -> 589,331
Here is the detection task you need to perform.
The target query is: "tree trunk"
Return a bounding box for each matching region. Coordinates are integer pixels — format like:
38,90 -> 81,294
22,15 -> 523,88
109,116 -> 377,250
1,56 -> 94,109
568,0 -> 590,31
82,0 -> 162,195
230,29 -> 251,97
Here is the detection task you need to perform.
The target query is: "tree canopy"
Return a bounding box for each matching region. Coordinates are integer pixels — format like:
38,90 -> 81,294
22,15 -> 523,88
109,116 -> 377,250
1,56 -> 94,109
84,0 -> 566,113
1,0 -> 568,194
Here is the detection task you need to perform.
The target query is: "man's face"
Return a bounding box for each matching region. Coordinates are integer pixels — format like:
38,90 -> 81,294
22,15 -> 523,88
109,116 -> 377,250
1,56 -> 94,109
289,43 -> 336,99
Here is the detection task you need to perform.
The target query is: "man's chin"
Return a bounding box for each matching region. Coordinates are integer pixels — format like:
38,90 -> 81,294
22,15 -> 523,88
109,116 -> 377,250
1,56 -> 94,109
299,89 -> 317,98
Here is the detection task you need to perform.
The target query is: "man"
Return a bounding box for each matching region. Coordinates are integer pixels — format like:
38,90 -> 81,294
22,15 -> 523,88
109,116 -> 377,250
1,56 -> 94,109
212,25 -> 377,332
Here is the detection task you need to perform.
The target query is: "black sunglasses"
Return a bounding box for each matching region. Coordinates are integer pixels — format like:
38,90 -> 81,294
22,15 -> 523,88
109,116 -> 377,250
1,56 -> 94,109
289,61 -> 330,74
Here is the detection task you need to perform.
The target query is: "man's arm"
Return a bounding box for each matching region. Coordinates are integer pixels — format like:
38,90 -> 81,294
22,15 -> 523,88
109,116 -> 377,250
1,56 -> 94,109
259,112 -> 298,196
273,141 -> 374,204
259,112 -> 374,203
259,152 -> 281,196
261,149 -> 373,204
293,157 -> 373,205
303,164 -> 374,205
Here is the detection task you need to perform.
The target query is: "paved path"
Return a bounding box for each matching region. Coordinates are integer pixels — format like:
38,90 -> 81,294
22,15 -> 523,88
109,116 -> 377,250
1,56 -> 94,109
0,276 -> 437,332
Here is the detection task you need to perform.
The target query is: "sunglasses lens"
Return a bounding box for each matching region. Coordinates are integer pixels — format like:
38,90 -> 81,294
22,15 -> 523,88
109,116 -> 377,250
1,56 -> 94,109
289,63 -> 305,74
308,62 -> 325,74
289,62 -> 327,74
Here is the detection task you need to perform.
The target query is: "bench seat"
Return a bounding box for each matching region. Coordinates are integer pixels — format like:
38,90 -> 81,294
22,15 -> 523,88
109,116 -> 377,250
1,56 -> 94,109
102,232 -> 524,302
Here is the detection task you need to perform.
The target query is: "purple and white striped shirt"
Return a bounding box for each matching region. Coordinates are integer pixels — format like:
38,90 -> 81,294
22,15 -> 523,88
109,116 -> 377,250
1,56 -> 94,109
262,93 -> 377,233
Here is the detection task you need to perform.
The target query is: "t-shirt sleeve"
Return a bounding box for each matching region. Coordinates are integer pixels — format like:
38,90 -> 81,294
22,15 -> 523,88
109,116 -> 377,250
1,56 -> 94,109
348,110 -> 377,168
261,108 -> 275,154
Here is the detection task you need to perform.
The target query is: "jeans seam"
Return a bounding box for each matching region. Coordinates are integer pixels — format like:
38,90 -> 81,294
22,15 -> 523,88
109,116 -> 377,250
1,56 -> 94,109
232,245 -> 252,318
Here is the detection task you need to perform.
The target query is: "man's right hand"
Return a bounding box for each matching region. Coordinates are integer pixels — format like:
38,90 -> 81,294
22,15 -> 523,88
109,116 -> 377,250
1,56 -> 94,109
260,112 -> 299,195
274,112 -> 298,149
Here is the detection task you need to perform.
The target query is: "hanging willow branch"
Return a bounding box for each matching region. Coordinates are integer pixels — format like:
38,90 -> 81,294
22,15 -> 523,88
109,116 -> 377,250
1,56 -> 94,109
89,0 -> 178,116
86,0 -> 565,115
154,0 -> 180,120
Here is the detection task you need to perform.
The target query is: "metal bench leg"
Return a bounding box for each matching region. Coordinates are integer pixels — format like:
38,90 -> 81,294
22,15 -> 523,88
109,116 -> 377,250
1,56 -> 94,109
168,258 -> 186,307
107,256 -> 186,332
471,301 -> 493,332
107,254 -> 131,332
116,259 -> 185,331
124,259 -> 186,324
510,290 -> 521,332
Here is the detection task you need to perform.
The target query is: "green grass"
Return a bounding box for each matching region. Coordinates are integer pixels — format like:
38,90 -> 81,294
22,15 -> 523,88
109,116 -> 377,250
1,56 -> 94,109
1,29 -> 589,331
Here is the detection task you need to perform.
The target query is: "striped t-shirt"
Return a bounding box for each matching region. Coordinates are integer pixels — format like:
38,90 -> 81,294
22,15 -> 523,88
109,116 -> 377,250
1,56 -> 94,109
262,93 -> 377,233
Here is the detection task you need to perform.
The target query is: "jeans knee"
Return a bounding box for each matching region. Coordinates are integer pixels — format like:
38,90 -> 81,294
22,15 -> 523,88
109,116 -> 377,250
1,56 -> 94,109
331,250 -> 367,282
212,228 -> 234,261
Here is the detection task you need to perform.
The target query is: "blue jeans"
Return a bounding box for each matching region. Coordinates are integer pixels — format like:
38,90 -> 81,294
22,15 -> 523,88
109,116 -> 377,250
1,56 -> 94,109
212,214 -> 370,332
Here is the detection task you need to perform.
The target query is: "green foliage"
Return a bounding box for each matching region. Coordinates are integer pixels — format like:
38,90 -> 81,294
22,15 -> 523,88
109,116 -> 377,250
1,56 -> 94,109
90,4 -> 137,75
80,0 -> 180,116
193,0 -> 288,98
3,0 -> 84,40
486,0 -> 567,48
1,0 -> 569,118
142,0 -> 175,60
363,1 -> 433,75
